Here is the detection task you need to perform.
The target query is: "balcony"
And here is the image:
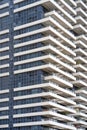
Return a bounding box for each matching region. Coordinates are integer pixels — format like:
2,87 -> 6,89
76,0 -> 87,10
14,0 -> 25,4
74,112 -> 87,120
0,89 -> 9,94
72,80 -> 87,87
76,89 -> 87,96
0,29 -> 9,35
14,0 -> 76,24
0,107 -> 9,111
0,64 -> 9,69
73,24 -> 87,34
75,48 -> 87,56
14,91 -> 76,105
0,115 -> 9,120
75,16 -> 87,26
73,72 -> 87,79
14,13 -> 73,31
14,36 -> 75,57
64,0 -> 77,7
0,12 -> 9,18
13,110 -> 76,122
14,53 -> 75,72
13,120 -> 76,130
0,3 -> 9,9
0,72 -> 9,77
57,0 -> 76,15
76,7 -> 87,18
74,104 -> 87,112
0,98 -> 9,103
0,55 -> 9,60
14,46 -> 75,65
75,40 -> 87,49
14,62 -> 75,81
77,35 -> 87,44
13,101 -> 76,114
45,74 -> 73,88
76,89 -> 87,100
14,18 -> 76,46
13,82 -> 76,97
45,10 -> 73,29
74,64 -> 87,72
74,96 -> 87,104
73,120 -> 87,128
46,69 -> 76,81
0,47 -> 9,52
0,124 -> 9,128
0,38 -> 9,44
75,56 -> 87,64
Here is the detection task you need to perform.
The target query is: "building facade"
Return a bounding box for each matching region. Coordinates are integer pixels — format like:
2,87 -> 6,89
0,0 -> 87,130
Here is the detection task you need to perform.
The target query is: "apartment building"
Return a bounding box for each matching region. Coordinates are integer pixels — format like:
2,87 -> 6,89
0,0 -> 87,130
